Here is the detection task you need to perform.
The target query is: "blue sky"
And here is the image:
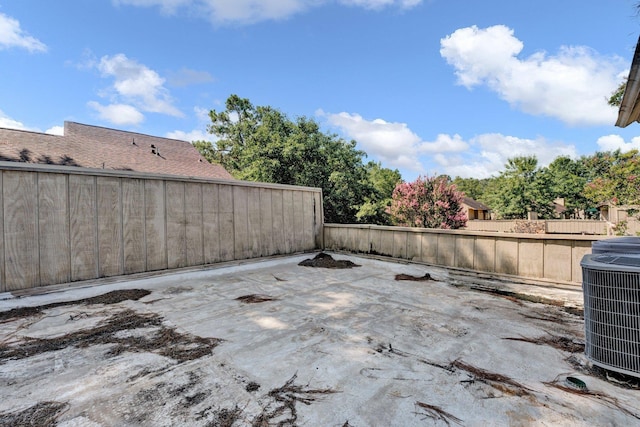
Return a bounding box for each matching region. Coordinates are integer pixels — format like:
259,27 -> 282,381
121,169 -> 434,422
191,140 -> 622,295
2,1 -> 640,181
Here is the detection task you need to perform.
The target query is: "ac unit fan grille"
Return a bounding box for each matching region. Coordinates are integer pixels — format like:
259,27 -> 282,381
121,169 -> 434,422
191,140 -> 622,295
582,267 -> 640,377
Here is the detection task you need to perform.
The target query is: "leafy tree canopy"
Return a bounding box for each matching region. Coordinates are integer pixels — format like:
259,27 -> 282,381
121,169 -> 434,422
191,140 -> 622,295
197,94 -> 400,224
582,149 -> 640,206
481,156 -> 555,219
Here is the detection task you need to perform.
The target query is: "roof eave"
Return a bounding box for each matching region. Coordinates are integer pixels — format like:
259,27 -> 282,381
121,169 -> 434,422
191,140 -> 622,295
616,35 -> 640,128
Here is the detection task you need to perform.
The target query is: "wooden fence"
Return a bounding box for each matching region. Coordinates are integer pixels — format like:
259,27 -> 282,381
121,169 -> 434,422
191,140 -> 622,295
0,162 -> 323,291
324,224 -> 607,284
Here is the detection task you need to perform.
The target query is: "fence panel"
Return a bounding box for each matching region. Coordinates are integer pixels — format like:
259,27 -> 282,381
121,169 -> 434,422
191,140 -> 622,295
0,163 -> 322,290
324,224 -> 605,284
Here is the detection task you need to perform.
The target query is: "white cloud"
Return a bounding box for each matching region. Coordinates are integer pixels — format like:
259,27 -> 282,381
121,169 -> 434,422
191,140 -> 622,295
435,133 -> 577,179
440,25 -> 622,126
320,109 -> 578,179
87,101 -> 145,126
166,129 -> 216,142
166,106 -> 217,142
0,13 -> 46,52
45,126 -> 64,135
0,110 -> 30,130
113,0 -> 422,24
320,110 -> 467,171
596,134 -> 640,152
97,54 -> 183,117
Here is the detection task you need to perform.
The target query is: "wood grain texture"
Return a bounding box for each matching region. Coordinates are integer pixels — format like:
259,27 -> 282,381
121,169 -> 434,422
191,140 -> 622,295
247,187 -> 261,258
282,190 -> 294,253
166,181 -> 186,269
233,186 -> 249,260
271,190 -> 285,255
3,171 -> 38,290
97,177 -> 123,277
302,192 -> 314,250
144,180 -> 167,271
292,191 -> 304,253
313,192 -> 323,248
38,173 -> 70,286
218,184 -> 234,261
202,183 -> 220,264
185,183 -> 204,266
259,188 -> 274,257
122,178 -> 145,274
69,175 -> 98,281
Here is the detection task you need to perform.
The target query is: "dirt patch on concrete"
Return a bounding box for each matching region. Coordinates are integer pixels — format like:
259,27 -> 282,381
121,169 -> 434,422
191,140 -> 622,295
298,253 -> 360,269
0,308 -> 221,364
395,273 -> 433,281
0,401 -> 68,427
503,334 -> 585,353
0,289 -> 151,323
235,294 -> 278,304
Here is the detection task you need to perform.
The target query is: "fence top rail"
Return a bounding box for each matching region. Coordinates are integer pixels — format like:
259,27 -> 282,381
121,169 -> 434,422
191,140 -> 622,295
324,223 -> 608,241
0,161 -> 322,193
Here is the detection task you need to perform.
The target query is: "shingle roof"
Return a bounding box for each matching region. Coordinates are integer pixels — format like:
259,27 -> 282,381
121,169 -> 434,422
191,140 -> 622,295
462,196 -> 490,211
0,122 -> 233,180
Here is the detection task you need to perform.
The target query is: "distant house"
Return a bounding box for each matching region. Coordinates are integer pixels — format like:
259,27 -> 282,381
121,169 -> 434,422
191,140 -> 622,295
553,197 -> 569,219
0,121 -> 232,180
462,197 -> 491,220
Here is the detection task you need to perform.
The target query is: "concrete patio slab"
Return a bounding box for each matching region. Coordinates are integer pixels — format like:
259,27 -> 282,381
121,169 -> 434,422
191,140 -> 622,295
0,252 -> 638,426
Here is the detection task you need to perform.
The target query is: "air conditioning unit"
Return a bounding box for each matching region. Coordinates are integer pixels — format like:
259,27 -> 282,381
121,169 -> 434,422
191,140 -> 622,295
581,237 -> 640,378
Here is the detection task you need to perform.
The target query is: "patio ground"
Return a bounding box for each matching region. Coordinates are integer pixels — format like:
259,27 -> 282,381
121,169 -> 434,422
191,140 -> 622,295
0,252 -> 638,426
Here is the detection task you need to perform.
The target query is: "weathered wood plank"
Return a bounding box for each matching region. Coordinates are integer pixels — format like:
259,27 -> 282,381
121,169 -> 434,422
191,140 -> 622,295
302,192 -> 314,250
247,187 -> 261,258
271,190 -> 285,255
259,188 -> 274,257
69,175 -> 98,281
166,181 -> 186,269
218,184 -> 234,261
202,183 -> 220,264
38,173 -> 70,286
292,191 -> 304,252
122,178 -> 145,274
97,177 -> 123,277
185,183 -> 204,266
313,192 -> 323,249
233,186 -> 250,260
144,180 -> 167,271
282,190 -> 294,253
3,171 -> 39,290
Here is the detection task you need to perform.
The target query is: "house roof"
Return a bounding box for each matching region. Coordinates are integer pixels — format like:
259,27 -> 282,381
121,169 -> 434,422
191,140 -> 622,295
462,196 -> 490,211
616,35 -> 640,127
0,122 -> 233,180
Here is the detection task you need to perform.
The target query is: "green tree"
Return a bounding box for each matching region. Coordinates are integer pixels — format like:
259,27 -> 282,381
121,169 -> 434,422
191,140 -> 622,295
191,140 -> 219,164
537,156 -> 589,218
355,161 -> 402,225
452,176 -> 489,201
482,156 -> 554,219
582,149 -> 640,206
609,80 -> 626,107
201,94 -> 390,223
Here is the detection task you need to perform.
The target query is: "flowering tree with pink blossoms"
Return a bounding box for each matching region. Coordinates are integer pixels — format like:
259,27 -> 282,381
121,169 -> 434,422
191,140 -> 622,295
389,175 -> 467,229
